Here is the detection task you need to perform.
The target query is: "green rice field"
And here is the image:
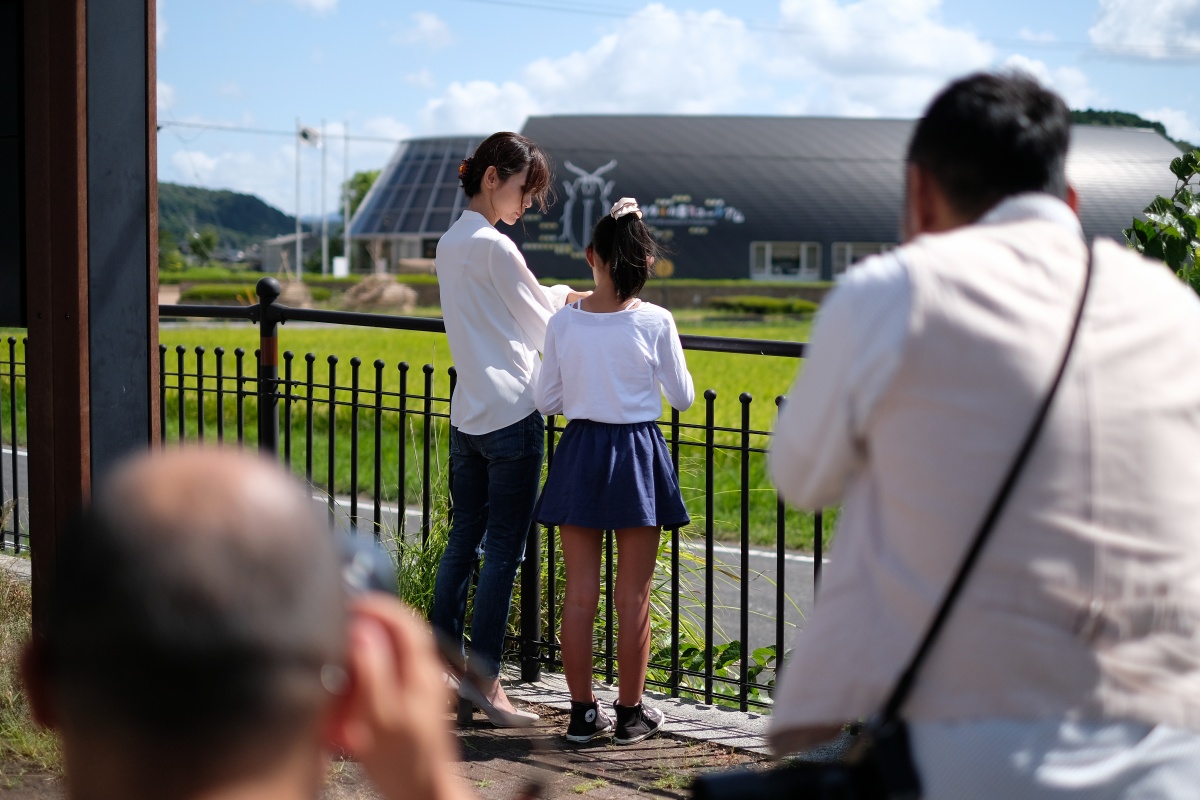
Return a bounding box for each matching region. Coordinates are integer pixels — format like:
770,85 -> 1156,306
3,314 -> 834,550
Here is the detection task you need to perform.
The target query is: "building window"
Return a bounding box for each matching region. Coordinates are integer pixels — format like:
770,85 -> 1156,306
831,242 -> 895,275
750,241 -> 821,281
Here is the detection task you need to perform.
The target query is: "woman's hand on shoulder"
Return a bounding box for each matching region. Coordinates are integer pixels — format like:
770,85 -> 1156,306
566,290 -> 592,305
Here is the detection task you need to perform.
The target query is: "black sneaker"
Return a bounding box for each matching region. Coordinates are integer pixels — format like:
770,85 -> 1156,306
613,702 -> 664,744
565,700 -> 614,743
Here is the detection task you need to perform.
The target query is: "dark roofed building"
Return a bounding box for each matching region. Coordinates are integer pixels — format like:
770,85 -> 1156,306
349,135 -> 484,272
350,117 -> 1181,281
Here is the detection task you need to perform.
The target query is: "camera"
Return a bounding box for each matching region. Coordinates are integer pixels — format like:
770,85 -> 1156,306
338,535 -> 398,596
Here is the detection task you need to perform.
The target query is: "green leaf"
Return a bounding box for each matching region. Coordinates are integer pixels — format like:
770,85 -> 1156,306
1179,215 -> 1198,242
751,645 -> 778,667
1145,236 -> 1166,262
1164,236 -> 1190,269
1147,196 -> 1176,216
1146,211 -> 1181,230
713,640 -> 743,669
1170,155 -> 1195,182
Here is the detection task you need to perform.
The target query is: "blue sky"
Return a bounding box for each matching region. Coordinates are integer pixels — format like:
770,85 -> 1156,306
156,0 -> 1200,216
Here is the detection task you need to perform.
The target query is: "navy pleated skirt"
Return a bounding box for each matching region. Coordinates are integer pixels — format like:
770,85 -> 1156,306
536,419 -> 690,530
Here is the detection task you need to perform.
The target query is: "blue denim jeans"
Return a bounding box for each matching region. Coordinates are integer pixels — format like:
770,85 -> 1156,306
431,411 -> 545,679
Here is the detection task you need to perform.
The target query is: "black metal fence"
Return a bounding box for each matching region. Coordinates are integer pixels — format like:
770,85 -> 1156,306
4,277 -> 828,711
0,336 -> 26,553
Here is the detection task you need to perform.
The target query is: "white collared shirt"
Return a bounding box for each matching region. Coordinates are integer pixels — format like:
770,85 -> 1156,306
437,210 -> 572,435
768,193 -> 1084,508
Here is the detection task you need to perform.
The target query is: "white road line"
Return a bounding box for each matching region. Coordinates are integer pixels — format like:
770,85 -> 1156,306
8,447 -> 828,565
681,540 -> 826,564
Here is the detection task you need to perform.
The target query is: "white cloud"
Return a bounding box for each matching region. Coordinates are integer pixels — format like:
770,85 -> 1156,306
417,5 -> 757,132
392,12 -> 454,49
412,0 -> 1004,131
168,143 -> 306,213
362,116 -> 413,142
157,81 -> 176,111
156,0 -> 168,48
1141,106 -> 1200,143
218,82 -> 243,98
170,150 -> 221,183
420,81 -> 540,135
405,68 -> 437,90
1000,54 -> 1103,109
1089,0 -> 1200,60
281,0 -> 336,14
1018,27 -> 1057,44
767,0 -> 996,116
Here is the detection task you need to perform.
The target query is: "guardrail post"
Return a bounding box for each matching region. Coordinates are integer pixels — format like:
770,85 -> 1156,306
256,277 -> 283,455
521,517 -> 542,682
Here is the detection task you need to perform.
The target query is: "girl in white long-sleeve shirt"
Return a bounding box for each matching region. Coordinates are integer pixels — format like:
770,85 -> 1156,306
535,197 -> 694,746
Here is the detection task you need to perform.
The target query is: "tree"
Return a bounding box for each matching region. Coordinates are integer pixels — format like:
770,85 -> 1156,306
1125,149 -> 1200,295
344,170 -> 381,218
158,228 -> 186,272
187,226 -> 220,262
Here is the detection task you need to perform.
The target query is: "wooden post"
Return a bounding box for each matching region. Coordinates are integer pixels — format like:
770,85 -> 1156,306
22,0 -> 158,637
23,0 -> 91,637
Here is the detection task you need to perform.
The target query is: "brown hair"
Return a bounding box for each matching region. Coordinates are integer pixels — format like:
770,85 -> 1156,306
459,132 -> 553,212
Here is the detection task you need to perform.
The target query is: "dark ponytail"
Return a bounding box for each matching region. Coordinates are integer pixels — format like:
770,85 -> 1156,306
459,132 -> 553,212
590,200 -> 659,302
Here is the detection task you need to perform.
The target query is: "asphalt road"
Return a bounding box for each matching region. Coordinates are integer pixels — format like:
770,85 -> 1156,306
4,446 -> 819,667
324,494 -> 820,661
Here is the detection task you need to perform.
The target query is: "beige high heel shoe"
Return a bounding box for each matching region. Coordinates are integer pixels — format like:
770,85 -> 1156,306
457,677 -> 539,727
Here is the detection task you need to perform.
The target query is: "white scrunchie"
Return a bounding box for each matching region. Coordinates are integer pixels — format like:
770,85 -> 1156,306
610,197 -> 642,220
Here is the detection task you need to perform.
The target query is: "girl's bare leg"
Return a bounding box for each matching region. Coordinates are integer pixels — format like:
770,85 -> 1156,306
614,527 -> 661,706
560,525 -> 602,703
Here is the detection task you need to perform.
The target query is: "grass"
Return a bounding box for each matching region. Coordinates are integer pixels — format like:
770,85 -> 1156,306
0,569 -> 59,783
7,315 -> 828,549
572,777 -> 609,794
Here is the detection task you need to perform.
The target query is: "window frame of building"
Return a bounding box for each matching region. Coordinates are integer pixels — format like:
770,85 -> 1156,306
831,242 -> 896,276
749,241 -> 822,281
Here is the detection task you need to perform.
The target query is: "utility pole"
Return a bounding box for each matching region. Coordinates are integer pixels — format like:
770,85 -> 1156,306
320,118 -> 329,277
294,117 -> 302,282
344,121 -> 352,274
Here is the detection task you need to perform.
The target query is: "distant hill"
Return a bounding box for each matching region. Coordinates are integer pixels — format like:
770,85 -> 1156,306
1071,109 -> 1197,153
158,183 -> 295,251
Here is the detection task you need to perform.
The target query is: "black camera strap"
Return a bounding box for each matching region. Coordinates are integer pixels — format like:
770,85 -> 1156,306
879,241 -> 1095,723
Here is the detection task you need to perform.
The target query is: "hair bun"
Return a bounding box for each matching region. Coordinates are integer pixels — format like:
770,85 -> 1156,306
610,197 -> 642,221
458,157 -> 472,178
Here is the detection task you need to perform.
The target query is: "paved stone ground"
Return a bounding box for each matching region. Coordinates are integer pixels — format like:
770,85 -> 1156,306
2,703 -> 767,800
2,555 -> 792,799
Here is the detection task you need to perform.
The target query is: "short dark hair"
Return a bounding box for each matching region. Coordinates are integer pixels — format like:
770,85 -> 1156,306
459,131 -> 553,212
906,71 -> 1071,219
590,209 -> 660,301
44,451 -> 346,782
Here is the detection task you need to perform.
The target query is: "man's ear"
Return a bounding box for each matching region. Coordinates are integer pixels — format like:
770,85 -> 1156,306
904,163 -> 970,238
319,668 -> 365,757
903,163 -> 932,242
21,640 -> 59,731
1066,184 -> 1079,214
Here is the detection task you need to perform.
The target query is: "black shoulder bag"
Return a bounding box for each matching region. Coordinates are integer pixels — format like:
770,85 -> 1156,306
693,244 -> 1094,800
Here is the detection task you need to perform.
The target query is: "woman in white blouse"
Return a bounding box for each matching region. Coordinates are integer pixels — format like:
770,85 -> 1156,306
431,132 -> 587,727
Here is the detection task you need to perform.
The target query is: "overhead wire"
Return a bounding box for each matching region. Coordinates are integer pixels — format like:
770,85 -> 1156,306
157,120 -> 402,143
